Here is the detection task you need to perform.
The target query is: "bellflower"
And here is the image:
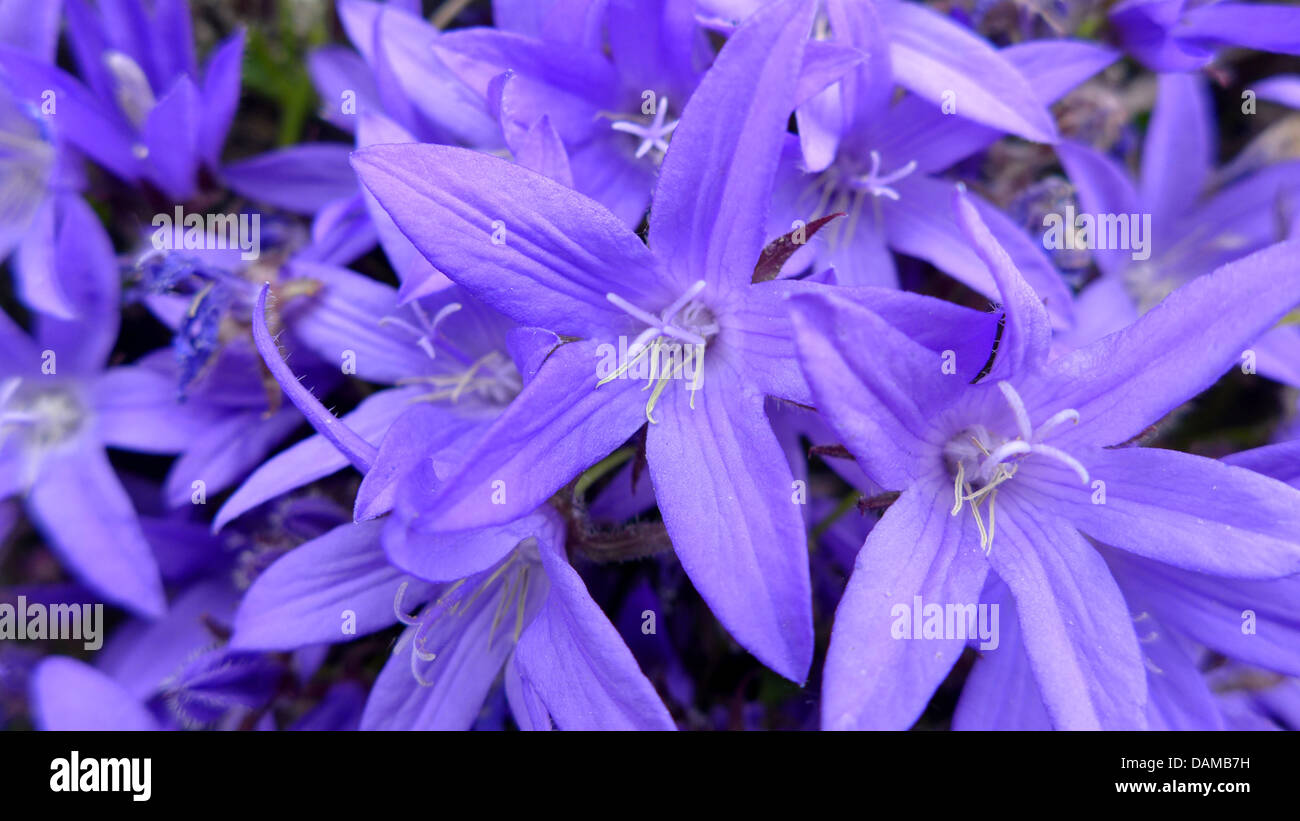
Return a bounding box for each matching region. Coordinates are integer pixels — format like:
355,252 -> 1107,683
1109,0 -> 1300,72
0,0 -> 245,202
229,285 -> 674,730
0,200 -> 206,617
29,578 -> 283,730
353,0 -> 833,682
126,241 -> 355,509
790,187 -> 1300,729
768,30 -> 1114,317
427,0 -> 717,227
1055,72 -> 1300,383
214,272 -> 523,531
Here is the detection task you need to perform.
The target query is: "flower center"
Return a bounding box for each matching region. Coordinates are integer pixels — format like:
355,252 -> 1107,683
944,381 -> 1088,553
797,151 -> 918,250
609,95 -> 680,160
0,378 -> 86,453
0,97 -> 56,191
599,280 -> 718,423
392,544 -> 539,687
385,301 -> 523,406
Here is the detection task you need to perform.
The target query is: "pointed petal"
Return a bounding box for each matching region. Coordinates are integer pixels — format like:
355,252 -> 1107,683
28,443 -> 166,617
1028,239 -> 1300,449
352,142 -> 667,338
33,195 -> 120,373
952,185 -> 1054,378
1141,72 -> 1214,223
822,480 -> 988,729
513,514 -> 675,729
951,582 -> 1052,730
648,0 -> 817,294
879,1 -> 1057,144
198,29 -> 245,166
31,657 -> 159,730
989,494 -> 1147,730
1178,2 -> 1300,57
1054,140 -> 1142,278
140,75 -> 200,201
1017,446 -> 1300,579
645,371 -> 813,682
222,144 -> 357,214
230,519 -> 431,650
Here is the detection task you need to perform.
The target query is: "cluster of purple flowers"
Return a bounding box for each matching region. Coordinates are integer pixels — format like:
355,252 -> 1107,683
2,0 -> 1300,731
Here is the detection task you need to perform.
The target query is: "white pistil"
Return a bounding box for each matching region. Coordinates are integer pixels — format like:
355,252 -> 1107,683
599,281 -> 715,423
610,96 -> 679,159
793,151 -> 919,253
846,151 -> 918,202
104,50 -> 156,130
949,381 -> 1088,554
378,301 -> 463,362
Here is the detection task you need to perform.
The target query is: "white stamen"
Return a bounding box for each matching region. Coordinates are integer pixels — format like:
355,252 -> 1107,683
997,381 -> 1033,442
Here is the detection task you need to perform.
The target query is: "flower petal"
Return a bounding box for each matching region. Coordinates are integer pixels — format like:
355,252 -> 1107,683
230,519 -> 430,650
31,657 -> 159,730
822,480 -> 988,730
988,494 -> 1147,730
513,518 -> 675,729
352,142 -> 667,338
645,369 -> 813,682
648,0 -> 817,294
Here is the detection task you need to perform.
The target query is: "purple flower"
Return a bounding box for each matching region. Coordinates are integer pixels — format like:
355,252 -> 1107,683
429,0 -> 713,226
1109,0 -> 1300,72
0,200 -> 181,616
789,187 -> 1300,729
352,0 -> 829,682
767,31 -> 1113,319
1055,72 -> 1300,383
226,285 -> 674,730
0,0 -> 245,201
29,578 -> 283,730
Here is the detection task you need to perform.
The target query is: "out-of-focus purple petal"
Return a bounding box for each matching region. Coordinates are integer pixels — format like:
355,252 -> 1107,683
198,29 -> 245,167
31,657 -> 159,730
878,0 -> 1057,144
28,442 -> 166,617
223,144 -> 358,214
